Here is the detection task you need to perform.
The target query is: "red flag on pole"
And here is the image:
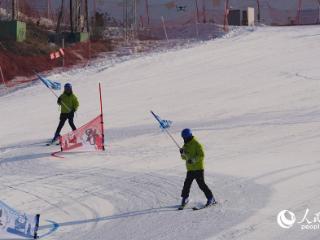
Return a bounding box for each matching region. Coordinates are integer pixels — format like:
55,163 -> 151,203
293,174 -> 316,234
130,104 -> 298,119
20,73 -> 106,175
60,115 -> 104,152
59,48 -> 65,56
55,52 -> 61,59
50,53 -> 55,60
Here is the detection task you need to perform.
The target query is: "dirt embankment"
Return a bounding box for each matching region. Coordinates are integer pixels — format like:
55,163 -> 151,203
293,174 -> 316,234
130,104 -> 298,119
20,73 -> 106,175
0,23 -> 113,85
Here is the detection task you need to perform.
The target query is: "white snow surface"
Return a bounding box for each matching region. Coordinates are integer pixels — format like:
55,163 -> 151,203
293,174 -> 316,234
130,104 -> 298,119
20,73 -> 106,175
1,26 -> 320,240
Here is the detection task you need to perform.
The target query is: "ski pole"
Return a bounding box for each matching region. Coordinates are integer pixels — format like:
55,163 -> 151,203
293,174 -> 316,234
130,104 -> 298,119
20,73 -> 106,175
48,85 -> 73,113
46,81 -> 78,118
150,111 -> 181,149
45,82 -> 72,113
35,72 -> 72,113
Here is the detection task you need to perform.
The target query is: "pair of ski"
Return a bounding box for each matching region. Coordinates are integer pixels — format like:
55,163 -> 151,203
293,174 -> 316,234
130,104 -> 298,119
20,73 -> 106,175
178,201 -> 217,211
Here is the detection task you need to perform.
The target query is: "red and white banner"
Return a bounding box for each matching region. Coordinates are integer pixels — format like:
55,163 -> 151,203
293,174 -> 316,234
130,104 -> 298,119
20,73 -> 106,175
60,115 -> 105,152
50,48 -> 65,60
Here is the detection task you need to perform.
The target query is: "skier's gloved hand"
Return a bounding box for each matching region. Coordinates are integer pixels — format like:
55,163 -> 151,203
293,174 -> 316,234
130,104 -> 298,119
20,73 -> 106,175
57,97 -> 62,105
179,148 -> 184,154
187,158 -> 196,164
68,109 -> 75,116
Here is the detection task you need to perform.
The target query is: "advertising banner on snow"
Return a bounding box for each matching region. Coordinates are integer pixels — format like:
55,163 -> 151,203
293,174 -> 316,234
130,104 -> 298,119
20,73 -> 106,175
60,115 -> 105,152
0,201 -> 40,239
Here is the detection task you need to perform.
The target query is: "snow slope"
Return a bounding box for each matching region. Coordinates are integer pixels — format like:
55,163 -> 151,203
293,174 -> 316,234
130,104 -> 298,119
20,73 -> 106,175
1,25 -> 320,240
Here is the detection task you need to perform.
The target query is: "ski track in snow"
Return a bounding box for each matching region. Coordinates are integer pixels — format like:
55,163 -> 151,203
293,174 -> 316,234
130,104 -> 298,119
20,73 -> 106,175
1,26 -> 320,239
0,127 -> 270,240
0,144 -> 270,240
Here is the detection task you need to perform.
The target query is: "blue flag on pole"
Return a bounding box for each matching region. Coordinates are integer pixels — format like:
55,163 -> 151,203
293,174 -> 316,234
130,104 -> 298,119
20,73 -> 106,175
37,74 -> 61,90
0,201 -> 40,239
151,111 -> 172,129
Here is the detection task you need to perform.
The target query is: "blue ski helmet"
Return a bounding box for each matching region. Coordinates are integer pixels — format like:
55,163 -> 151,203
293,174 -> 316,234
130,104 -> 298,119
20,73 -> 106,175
64,83 -> 72,90
181,128 -> 192,139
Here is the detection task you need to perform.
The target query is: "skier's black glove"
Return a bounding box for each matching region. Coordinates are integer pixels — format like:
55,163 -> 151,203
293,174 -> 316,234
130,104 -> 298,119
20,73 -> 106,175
179,148 -> 184,154
69,109 -> 75,116
57,97 -> 62,105
187,158 -> 196,164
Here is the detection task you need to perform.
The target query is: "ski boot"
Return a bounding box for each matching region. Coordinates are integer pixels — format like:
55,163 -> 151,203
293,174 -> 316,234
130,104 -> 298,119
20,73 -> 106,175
178,197 -> 189,210
205,197 -> 217,207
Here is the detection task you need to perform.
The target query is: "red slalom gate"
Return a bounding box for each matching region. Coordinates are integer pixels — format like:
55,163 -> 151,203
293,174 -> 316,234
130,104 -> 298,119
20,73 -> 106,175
59,114 -> 104,152
52,83 -> 105,158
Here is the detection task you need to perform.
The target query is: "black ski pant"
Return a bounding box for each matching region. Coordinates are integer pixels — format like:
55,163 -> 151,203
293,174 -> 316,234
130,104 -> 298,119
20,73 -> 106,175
54,112 -> 76,138
181,170 -> 214,200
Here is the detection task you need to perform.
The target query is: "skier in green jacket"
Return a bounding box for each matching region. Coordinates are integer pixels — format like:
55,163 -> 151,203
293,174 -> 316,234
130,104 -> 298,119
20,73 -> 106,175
51,83 -> 79,143
179,128 -> 216,209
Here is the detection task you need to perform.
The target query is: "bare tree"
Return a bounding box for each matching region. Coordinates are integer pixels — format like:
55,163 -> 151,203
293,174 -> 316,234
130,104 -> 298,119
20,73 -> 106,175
56,0 -> 65,33
84,0 -> 89,32
69,0 -> 83,33
70,0 -> 74,32
12,0 -> 16,20
256,0 -> 261,23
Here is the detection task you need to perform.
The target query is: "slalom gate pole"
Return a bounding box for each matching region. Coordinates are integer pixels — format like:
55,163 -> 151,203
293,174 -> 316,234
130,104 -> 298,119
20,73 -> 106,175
224,0 -> 229,32
195,14 -> 199,39
150,111 -> 181,149
46,82 -> 73,113
0,66 -> 7,88
0,65 -> 9,95
99,83 -> 105,151
161,16 -> 169,41
34,214 -> 40,239
145,0 -> 150,25
195,0 -> 200,23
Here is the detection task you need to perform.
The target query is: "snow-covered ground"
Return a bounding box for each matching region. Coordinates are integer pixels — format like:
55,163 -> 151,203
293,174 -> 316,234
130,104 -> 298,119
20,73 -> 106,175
1,25 -> 320,240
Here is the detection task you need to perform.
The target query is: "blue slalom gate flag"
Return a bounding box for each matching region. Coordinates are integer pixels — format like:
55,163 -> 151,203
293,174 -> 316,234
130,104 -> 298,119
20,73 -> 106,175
150,111 -> 172,129
150,110 -> 181,149
0,201 -> 40,239
37,74 -> 61,90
